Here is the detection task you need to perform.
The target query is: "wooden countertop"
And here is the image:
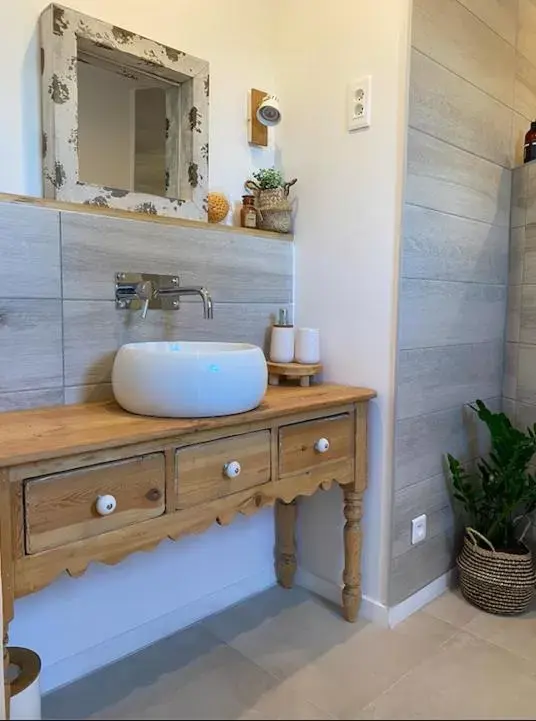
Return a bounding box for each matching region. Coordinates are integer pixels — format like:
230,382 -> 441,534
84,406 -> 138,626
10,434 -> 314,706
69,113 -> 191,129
0,384 -> 375,467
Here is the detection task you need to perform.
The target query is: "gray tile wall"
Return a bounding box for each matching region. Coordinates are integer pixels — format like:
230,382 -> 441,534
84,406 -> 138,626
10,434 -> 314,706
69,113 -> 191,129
0,200 -> 293,410
503,162 -> 536,426
390,0 -> 530,605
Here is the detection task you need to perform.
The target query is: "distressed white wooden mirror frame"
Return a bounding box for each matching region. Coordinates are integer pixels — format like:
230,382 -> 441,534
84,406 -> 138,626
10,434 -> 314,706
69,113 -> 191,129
40,3 -> 209,219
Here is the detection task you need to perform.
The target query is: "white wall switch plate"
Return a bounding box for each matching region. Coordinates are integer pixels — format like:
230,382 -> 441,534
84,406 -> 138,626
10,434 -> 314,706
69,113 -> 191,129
411,514 -> 427,545
347,75 -> 372,131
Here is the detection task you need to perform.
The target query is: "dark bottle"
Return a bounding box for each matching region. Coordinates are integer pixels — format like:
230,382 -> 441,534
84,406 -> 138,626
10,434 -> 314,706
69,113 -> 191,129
524,120 -> 536,163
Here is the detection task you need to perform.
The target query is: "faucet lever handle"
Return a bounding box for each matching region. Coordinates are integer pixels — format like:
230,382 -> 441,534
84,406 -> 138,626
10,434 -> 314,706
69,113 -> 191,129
140,297 -> 150,320
135,280 -> 153,320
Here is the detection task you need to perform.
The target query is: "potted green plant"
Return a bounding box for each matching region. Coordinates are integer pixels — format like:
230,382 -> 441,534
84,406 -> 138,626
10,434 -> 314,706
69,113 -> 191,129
448,400 -> 536,615
245,168 -> 297,234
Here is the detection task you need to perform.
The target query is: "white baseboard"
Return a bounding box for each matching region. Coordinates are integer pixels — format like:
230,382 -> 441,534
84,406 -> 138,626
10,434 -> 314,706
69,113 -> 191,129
296,568 -> 390,625
42,569 -> 276,694
387,569 -> 456,628
296,568 -> 454,629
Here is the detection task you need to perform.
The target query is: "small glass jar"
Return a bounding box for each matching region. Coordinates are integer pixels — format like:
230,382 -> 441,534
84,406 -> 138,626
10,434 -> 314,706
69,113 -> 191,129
241,195 -> 257,229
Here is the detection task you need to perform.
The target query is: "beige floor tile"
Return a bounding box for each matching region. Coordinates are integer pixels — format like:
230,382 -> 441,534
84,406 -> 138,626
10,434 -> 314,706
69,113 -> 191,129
358,631 -> 536,720
86,644 -> 279,721
236,684 -> 336,720
463,600 -> 536,668
204,587 -> 369,679
422,588 -> 479,628
220,606 -> 457,718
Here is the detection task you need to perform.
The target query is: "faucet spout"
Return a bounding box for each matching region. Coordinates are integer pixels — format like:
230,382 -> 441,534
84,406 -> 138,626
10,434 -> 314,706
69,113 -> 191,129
159,286 -> 214,319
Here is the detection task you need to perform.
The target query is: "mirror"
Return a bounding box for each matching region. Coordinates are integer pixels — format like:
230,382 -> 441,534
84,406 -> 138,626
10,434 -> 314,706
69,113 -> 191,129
77,57 -> 169,197
40,4 -> 209,220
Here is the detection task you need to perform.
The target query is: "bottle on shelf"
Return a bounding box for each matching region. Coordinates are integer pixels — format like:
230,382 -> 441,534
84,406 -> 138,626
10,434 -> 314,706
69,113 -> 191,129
524,120 -> 536,163
241,194 -> 257,229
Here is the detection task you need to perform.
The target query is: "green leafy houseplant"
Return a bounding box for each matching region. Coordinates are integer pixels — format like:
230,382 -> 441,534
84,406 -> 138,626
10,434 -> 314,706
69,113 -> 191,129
251,167 -> 285,190
448,400 -> 536,551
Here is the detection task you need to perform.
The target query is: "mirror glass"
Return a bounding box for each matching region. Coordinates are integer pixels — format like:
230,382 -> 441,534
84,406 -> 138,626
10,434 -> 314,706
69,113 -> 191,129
77,45 -> 175,197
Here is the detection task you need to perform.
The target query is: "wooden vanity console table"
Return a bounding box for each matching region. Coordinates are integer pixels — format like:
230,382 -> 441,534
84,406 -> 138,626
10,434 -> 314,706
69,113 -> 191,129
0,383 -> 375,712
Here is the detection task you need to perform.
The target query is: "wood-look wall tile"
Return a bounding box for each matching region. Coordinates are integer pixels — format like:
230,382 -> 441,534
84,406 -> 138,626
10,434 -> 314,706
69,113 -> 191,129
457,0 -> 517,45
402,205 -> 508,284
515,52 -> 536,121
523,225 -> 536,282
502,397 -> 516,421
406,129 -> 511,227
395,399 -> 499,490
64,300 -> 286,386
0,299 -> 63,392
0,203 -> 61,299
64,384 -> 114,405
518,0 -> 536,68
503,342 -> 519,400
390,528 -> 459,605
526,164 -> 536,226
516,401 -> 536,428
413,0 -> 515,105
509,227 -> 526,287
511,165 -> 528,229
506,284 -> 521,343
409,50 -> 512,168
516,344 -> 536,404
399,279 -> 506,350
397,342 -> 503,420
513,112 -> 530,168
0,389 -> 63,412
392,473 -> 454,559
520,285 -> 536,343
60,211 -> 293,303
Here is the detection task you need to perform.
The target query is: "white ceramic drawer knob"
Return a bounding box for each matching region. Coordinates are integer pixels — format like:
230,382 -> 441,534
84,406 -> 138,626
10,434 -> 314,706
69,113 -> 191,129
224,461 -> 241,478
314,438 -> 330,454
96,494 -> 117,516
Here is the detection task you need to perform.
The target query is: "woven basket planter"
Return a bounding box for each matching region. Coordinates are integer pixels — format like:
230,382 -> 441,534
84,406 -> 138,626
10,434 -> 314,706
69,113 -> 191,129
245,179 -> 297,234
457,528 -> 536,615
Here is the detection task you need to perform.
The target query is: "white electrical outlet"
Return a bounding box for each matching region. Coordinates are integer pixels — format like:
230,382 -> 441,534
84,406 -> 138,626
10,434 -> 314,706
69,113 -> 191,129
347,75 -> 372,131
411,514 -> 427,545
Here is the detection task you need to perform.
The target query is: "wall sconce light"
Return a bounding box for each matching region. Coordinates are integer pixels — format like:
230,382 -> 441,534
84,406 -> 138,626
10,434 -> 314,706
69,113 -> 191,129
248,89 -> 281,147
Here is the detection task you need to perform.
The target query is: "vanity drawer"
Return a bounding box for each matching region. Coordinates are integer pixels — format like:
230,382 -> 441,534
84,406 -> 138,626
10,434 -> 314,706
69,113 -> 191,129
278,414 -> 353,477
175,431 -> 271,509
25,453 -> 166,554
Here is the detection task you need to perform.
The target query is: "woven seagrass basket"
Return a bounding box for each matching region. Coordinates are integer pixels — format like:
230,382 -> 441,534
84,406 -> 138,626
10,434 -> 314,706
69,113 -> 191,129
245,179 -> 297,234
457,528 -> 536,615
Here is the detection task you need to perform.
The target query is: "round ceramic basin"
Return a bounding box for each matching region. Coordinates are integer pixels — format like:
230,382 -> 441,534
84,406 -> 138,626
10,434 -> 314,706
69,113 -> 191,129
112,341 -> 267,418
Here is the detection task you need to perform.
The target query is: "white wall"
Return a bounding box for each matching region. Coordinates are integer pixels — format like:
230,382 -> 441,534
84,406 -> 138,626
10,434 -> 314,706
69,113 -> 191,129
0,0 -> 280,207
4,0 -> 281,693
278,0 -> 412,608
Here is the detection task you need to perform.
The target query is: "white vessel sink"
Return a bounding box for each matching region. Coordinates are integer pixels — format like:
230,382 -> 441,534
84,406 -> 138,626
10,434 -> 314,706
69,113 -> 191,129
112,341 -> 268,418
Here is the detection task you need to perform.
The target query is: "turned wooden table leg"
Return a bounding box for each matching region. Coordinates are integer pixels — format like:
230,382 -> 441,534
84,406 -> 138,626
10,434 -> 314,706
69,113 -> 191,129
3,630 -> 9,720
275,499 -> 297,588
342,486 -> 363,622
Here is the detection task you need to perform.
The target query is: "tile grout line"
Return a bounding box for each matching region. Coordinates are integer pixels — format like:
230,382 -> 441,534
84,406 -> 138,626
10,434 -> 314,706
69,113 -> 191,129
359,621 -> 461,715
404,200 -> 511,230
411,46 -> 517,120
408,123 -> 514,172
400,275 -> 508,288
452,0 -> 517,49
407,126 -> 512,172
199,618 -> 341,719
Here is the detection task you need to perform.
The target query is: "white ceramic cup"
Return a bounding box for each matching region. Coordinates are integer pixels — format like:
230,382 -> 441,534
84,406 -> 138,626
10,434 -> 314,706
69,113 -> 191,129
295,328 -> 320,364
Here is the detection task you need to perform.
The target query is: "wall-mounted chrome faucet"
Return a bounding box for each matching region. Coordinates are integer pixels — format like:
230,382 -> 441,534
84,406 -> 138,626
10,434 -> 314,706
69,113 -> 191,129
115,273 -> 214,320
